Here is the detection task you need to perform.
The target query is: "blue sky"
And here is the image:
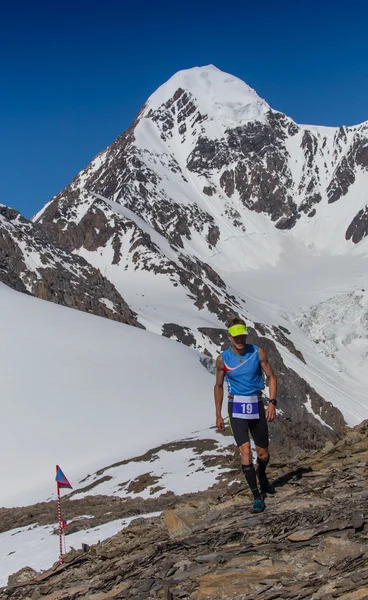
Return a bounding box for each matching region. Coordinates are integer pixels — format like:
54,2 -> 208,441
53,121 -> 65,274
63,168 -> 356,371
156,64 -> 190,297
1,0 -> 367,218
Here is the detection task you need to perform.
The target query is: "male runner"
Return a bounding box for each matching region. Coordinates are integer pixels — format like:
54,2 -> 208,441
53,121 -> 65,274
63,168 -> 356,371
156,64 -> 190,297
214,317 -> 277,513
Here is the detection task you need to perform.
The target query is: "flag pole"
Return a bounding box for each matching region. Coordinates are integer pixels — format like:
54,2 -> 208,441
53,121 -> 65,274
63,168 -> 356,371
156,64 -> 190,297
57,478 -> 63,565
55,464 -> 72,566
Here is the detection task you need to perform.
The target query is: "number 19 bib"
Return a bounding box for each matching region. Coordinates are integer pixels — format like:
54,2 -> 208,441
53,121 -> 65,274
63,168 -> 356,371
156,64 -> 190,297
232,395 -> 260,420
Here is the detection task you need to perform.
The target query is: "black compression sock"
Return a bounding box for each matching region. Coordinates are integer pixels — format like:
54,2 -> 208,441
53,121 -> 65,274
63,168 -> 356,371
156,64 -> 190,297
257,455 -> 270,482
242,463 -> 260,499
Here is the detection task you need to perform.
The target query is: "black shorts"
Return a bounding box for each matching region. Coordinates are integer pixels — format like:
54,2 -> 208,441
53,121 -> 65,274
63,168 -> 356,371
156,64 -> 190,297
228,400 -> 269,448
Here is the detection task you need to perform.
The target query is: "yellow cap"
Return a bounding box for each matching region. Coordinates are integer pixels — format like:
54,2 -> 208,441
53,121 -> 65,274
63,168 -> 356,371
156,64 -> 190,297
228,324 -> 248,337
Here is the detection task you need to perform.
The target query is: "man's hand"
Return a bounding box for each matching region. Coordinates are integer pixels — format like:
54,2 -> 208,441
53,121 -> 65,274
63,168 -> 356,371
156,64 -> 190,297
216,415 -> 225,431
265,403 -> 276,422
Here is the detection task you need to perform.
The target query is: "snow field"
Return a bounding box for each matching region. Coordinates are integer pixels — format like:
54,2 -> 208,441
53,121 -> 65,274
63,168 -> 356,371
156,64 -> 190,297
0,283 -> 218,508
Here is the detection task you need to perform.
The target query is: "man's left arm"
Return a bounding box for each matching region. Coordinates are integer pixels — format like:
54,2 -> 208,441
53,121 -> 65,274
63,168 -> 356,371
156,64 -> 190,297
258,347 -> 277,423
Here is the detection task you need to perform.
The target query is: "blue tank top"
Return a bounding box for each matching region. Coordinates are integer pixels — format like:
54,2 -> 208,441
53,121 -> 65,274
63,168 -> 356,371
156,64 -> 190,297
222,345 -> 264,398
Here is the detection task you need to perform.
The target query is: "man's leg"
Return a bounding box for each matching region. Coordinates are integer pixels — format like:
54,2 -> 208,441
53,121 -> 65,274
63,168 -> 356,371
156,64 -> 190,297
251,403 -> 275,497
256,445 -> 269,480
239,442 -> 261,500
255,446 -> 275,496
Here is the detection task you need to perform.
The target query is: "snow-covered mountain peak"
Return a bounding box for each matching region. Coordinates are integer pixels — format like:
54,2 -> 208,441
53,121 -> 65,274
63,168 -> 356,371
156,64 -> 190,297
26,65 -> 368,422
143,64 -> 269,126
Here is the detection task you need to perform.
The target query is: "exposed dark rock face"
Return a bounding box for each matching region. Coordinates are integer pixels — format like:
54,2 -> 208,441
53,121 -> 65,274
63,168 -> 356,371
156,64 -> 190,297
197,327 -> 228,349
0,204 -> 140,326
206,224 -> 220,248
186,115 -> 299,228
254,323 -> 306,363
327,134 -> 368,204
0,260 -> 29,294
162,323 -> 197,347
219,170 -> 234,197
202,186 -> 215,196
275,213 -> 301,229
327,155 -> 356,203
346,205 -> 368,243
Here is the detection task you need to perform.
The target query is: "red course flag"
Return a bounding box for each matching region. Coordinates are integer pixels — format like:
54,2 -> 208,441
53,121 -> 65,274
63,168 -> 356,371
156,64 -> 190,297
55,465 -> 72,492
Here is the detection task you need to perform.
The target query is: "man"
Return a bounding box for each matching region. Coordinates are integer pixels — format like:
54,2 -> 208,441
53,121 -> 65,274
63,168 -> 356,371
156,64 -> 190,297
214,317 -> 277,513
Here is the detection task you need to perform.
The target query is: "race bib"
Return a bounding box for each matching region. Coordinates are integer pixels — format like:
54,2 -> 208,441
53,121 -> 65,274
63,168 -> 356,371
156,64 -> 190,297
232,395 -> 260,420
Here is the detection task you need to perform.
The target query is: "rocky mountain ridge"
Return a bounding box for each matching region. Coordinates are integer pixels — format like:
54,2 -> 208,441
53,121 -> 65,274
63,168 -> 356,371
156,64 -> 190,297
0,204 -> 139,325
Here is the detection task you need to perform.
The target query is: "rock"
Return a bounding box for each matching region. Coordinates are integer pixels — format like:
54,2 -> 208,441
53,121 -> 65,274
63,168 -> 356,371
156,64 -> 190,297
279,497 -> 325,511
321,440 -> 335,454
316,537 -> 366,566
172,559 -> 192,569
135,578 -> 155,593
34,588 -> 88,600
162,509 -> 197,538
197,561 -> 297,599
337,588 -> 368,600
354,419 -> 368,433
61,548 -> 81,563
85,583 -> 131,600
7,566 -> 38,587
193,552 -> 220,563
287,529 -> 317,542
352,511 -> 365,532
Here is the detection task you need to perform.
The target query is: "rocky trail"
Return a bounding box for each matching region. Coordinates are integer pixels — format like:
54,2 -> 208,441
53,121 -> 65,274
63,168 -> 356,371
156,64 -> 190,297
1,422 -> 368,600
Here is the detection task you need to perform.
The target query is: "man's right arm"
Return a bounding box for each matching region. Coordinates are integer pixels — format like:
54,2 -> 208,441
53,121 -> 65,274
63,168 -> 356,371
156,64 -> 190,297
214,355 -> 225,431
